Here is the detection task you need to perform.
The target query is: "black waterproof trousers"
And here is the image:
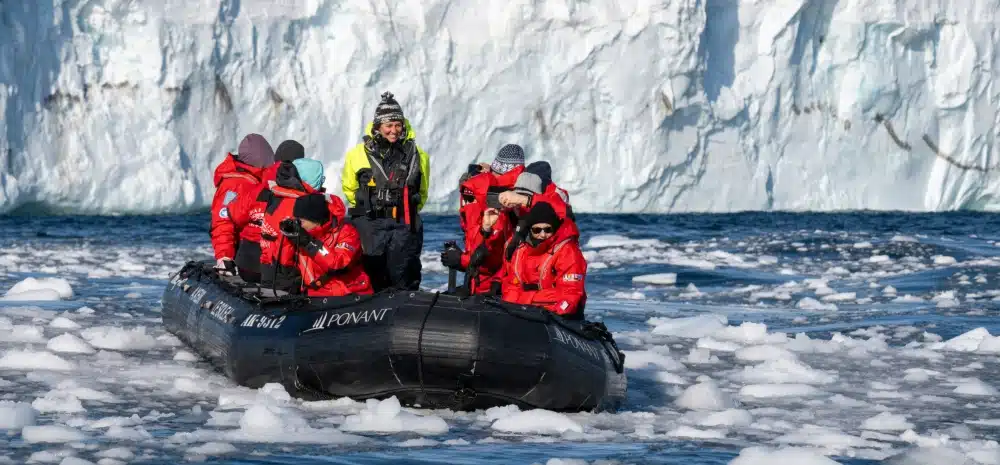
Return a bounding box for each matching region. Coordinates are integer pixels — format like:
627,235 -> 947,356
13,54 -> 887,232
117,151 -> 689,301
234,239 -> 262,284
352,216 -> 423,291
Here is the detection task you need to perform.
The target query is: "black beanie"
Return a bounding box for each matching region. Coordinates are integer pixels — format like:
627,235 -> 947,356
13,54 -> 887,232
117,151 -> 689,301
524,202 -> 562,230
275,140 -> 305,162
293,194 -> 330,225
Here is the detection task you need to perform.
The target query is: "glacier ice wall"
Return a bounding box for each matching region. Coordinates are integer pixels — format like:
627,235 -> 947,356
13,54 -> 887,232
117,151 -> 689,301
2,0 -> 1000,214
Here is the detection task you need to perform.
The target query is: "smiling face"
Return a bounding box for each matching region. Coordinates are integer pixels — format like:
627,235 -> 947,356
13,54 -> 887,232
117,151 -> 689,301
377,121 -> 404,143
530,222 -> 554,241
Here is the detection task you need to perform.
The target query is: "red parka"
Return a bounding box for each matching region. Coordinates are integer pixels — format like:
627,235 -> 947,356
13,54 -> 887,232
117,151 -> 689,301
294,217 -> 373,297
210,155 -> 266,260
457,166 -> 524,293
501,225 -> 587,318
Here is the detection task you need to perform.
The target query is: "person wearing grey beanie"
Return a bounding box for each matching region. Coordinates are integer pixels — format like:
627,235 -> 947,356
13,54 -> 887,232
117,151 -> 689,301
341,91 -> 431,291
210,133 -> 275,277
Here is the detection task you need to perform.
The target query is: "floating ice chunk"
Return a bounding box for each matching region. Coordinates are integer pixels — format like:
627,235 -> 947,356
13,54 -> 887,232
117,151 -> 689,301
173,350 -> 199,362
735,345 -> 797,362
902,368 -> 942,383
884,446 -> 976,465
821,292 -> 856,302
610,291 -> 646,300
697,337 -> 742,352
649,314 -> 728,338
890,235 -> 918,243
686,348 -> 719,364
712,322 -> 787,345
89,415 -> 142,429
47,334 -> 96,354
814,286 -> 835,296
105,425 -> 152,441
341,397 -> 448,435
632,273 -> 677,285
931,328 -> 1000,353
1,277 -> 74,301
543,459 -> 588,465
585,235 -> 664,249
32,391 -> 85,413
796,298 -> 838,311
479,405 -> 520,423
893,295 -> 925,303
622,350 -> 685,371
932,255 -> 958,265
739,358 -> 836,385
491,409 -> 582,435
20,425 -> 85,443
0,349 -> 76,371
667,426 -> 726,439
862,412 -> 914,431
868,255 -> 891,264
0,324 -> 45,343
739,384 -> 821,398
853,241 -> 873,249
0,401 -> 36,429
49,316 -> 81,329
80,326 -> 158,351
729,446 -> 840,465
173,377 -> 213,394
684,408 -> 753,428
58,457 -> 96,465
953,378 -> 998,396
775,425 -> 880,451
394,438 -> 440,447
882,285 -> 898,295
675,379 -> 735,411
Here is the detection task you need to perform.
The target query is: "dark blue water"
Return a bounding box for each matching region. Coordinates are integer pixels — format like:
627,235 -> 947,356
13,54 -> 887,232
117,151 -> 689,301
2,212 -> 999,464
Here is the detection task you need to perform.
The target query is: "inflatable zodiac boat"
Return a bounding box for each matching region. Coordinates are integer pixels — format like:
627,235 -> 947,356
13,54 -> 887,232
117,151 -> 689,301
161,261 -> 627,412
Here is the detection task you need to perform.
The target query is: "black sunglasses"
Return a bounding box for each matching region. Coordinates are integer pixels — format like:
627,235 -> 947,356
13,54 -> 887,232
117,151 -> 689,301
531,226 -> 554,234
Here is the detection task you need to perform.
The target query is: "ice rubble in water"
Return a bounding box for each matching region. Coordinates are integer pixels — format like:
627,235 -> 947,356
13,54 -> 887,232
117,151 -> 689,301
1,277 -> 74,301
621,313 -> 1000,462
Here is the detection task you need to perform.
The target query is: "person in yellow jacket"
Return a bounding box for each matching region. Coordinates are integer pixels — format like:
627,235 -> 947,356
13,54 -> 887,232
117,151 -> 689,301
341,91 -> 430,291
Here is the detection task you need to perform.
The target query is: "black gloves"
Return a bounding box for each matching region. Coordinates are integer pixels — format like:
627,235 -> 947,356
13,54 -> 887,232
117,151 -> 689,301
279,218 -> 322,255
505,220 -> 529,261
468,244 -> 490,269
440,247 -> 463,269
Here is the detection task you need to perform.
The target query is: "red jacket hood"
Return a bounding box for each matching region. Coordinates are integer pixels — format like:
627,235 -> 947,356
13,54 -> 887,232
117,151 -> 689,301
305,195 -> 348,235
524,220 -> 579,256
214,154 -> 264,187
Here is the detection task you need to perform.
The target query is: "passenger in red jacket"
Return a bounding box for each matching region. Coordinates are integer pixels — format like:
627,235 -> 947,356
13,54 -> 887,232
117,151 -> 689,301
442,145 -> 526,294
260,158 -> 344,293
501,201 -> 587,319
220,140 -> 306,283
278,194 -> 373,296
210,134 -> 274,274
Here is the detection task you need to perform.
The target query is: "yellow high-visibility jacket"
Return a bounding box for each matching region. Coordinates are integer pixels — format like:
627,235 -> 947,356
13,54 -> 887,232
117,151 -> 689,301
340,119 -> 430,211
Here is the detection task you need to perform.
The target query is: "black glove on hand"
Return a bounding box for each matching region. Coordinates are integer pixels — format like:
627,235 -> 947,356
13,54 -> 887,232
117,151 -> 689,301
440,247 -> 464,269
279,218 -> 318,251
505,221 -> 528,261
469,244 -> 490,269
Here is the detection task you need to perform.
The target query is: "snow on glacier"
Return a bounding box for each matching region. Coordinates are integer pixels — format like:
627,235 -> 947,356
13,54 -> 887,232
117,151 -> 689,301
2,0 -> 1000,213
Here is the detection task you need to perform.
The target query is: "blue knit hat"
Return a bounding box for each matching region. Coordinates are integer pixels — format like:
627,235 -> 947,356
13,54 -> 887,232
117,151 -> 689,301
292,158 -> 325,190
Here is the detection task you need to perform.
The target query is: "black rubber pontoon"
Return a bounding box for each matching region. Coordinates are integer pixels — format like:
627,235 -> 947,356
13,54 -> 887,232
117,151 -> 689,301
161,262 -> 627,412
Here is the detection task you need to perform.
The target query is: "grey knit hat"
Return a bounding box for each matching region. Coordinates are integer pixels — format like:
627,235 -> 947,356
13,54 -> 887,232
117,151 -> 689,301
373,91 -> 405,127
491,144 -> 525,174
236,133 -> 275,168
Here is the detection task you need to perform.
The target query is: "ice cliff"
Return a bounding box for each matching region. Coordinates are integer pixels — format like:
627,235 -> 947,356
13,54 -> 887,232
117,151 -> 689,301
2,0 -> 1000,214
